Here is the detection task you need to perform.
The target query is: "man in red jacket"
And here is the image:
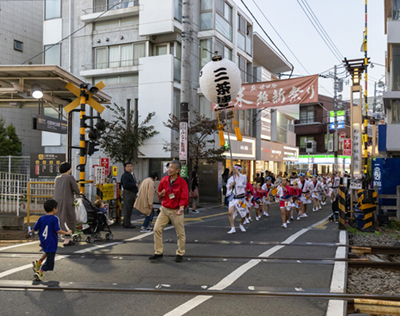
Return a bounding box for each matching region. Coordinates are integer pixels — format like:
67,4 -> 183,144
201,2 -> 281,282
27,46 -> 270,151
149,160 -> 189,263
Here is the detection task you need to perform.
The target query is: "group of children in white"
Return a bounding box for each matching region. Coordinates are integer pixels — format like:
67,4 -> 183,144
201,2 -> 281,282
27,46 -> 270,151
226,164 -> 341,233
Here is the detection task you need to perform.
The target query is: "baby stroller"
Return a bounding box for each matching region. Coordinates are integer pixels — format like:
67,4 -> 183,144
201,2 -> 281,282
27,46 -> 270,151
79,195 -> 114,243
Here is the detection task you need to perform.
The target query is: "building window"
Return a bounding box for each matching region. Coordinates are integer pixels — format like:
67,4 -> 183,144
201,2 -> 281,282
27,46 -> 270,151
201,0 -> 213,10
14,40 -> 23,52
94,73 -> 138,85
156,44 -> 168,56
200,39 -> 212,68
94,0 -> 138,13
174,0 -> 182,22
391,45 -> 400,91
215,0 -> 232,40
300,105 -> 314,123
215,40 -> 232,60
45,0 -> 61,20
238,55 -> 247,82
237,14 -> 252,55
324,134 -> 334,151
391,100 -> 400,123
95,43 -> 145,69
199,95 -> 211,118
393,0 -> 400,20
173,89 -> 181,118
44,44 -> 61,66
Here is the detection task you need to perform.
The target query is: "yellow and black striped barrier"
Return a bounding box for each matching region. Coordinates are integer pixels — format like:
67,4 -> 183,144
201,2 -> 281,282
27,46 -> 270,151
338,186 -> 347,230
357,189 -> 377,231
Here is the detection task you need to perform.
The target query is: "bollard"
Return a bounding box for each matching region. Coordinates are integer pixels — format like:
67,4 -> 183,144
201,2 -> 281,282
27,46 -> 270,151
338,186 -> 347,230
357,189 -> 377,232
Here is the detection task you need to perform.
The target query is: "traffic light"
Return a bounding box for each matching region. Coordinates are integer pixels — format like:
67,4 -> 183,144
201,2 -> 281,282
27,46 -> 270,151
87,141 -> 100,156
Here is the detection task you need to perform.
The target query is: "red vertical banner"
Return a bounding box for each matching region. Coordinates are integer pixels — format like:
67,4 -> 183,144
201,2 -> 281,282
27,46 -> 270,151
101,158 -> 110,176
343,139 -> 352,156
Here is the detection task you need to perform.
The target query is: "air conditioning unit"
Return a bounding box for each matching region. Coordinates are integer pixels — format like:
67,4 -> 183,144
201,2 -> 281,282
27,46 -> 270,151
306,140 -> 316,153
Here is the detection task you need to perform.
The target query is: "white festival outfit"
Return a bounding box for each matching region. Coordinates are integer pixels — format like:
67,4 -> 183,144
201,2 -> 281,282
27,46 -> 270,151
311,179 -> 324,201
299,179 -> 312,204
330,176 -> 341,202
227,173 -> 248,219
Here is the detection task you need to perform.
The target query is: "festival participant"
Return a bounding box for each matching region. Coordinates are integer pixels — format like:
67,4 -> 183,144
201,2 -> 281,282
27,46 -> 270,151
254,183 -> 265,221
320,176 -> 328,205
243,182 -> 255,224
276,178 -> 295,228
290,180 -> 302,221
261,177 -> 273,217
298,173 -> 311,218
226,164 -> 248,234
310,175 -> 322,212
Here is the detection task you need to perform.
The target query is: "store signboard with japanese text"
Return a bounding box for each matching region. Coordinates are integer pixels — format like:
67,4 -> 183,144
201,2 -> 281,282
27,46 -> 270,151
352,123 -> 362,176
213,75 -> 319,111
93,166 -> 105,185
179,122 -> 188,162
100,158 -> 110,176
343,139 -> 352,156
30,153 -> 66,178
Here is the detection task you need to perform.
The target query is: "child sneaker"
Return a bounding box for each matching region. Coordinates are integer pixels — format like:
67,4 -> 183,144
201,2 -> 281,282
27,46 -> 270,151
32,260 -> 41,273
34,271 -> 44,281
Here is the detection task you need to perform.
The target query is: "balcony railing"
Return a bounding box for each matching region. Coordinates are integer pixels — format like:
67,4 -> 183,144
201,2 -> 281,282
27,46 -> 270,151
83,0 -> 139,15
82,58 -> 140,71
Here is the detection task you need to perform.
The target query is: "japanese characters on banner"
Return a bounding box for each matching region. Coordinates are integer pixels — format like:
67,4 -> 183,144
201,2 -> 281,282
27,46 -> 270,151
179,122 -> 188,161
100,157 -> 110,176
212,75 -> 319,111
352,123 -> 362,176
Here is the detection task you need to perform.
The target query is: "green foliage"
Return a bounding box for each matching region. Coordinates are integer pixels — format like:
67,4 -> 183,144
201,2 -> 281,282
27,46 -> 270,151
0,117 -> 22,156
389,220 -> 400,231
98,103 -> 159,164
163,111 -> 227,170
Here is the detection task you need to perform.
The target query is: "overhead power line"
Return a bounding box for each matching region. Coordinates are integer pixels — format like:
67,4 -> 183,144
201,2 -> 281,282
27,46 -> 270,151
296,0 -> 343,63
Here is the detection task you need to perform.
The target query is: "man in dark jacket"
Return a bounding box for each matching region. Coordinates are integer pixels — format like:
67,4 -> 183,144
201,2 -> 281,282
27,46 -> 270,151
121,162 -> 138,228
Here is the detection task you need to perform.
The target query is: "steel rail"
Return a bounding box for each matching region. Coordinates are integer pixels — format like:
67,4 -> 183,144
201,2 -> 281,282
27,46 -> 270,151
0,280 -> 399,301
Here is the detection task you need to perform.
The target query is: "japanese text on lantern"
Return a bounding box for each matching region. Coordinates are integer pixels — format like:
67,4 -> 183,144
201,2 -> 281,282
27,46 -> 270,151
214,67 -> 232,105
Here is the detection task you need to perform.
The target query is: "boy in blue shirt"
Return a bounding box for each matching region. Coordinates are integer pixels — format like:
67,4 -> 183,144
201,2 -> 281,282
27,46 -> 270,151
32,199 -> 71,281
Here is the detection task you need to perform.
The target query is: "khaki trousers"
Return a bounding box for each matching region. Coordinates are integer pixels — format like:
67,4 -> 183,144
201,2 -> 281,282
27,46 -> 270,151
154,206 -> 186,256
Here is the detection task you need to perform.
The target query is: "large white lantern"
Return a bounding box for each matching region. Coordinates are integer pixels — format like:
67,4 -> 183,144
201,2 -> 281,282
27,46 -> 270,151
199,56 -> 242,107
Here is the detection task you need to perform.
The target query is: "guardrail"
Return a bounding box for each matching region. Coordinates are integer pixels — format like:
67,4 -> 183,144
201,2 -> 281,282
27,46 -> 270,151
374,185 -> 400,222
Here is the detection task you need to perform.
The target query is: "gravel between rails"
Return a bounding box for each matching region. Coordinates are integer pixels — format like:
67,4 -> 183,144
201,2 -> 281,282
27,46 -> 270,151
348,227 -> 400,297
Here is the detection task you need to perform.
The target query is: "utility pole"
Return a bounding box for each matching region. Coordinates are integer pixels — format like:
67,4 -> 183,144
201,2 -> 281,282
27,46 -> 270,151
333,65 -> 338,173
179,0 -> 191,181
79,84 -> 87,194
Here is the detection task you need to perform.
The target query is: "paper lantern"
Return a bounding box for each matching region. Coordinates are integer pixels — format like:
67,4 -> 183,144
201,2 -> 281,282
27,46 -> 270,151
199,55 -> 242,107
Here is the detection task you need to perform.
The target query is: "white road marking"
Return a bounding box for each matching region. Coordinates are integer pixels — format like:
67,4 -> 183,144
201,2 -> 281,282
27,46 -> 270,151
326,230 -> 348,316
0,241 -> 39,252
163,218 -> 329,316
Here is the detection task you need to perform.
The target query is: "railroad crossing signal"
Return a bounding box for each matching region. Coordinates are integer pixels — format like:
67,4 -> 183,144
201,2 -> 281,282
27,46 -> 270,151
64,81 -> 106,114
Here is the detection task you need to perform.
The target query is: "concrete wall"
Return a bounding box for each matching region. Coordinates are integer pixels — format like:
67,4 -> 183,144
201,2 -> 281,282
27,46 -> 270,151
0,0 -> 44,155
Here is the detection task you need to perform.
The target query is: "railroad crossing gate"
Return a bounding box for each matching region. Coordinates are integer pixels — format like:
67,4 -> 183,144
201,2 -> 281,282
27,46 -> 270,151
357,189 -> 377,231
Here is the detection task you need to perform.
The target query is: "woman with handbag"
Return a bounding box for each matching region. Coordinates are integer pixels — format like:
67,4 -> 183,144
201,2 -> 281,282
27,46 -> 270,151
190,171 -> 199,213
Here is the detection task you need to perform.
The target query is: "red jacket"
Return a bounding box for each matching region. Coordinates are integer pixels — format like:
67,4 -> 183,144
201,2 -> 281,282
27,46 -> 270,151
158,174 -> 189,209
245,183 -> 254,195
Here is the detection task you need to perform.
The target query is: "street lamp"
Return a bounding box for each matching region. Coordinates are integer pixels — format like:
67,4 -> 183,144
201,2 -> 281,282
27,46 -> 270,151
31,84 -> 43,99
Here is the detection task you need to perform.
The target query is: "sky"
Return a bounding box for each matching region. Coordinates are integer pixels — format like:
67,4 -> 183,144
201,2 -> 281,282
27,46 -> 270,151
235,0 -> 387,99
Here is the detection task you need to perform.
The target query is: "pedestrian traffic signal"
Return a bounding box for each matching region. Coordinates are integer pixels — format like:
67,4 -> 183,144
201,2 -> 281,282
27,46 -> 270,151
87,141 -> 100,156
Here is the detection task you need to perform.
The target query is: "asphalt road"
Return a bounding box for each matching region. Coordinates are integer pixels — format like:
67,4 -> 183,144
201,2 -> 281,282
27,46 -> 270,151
0,202 -> 341,316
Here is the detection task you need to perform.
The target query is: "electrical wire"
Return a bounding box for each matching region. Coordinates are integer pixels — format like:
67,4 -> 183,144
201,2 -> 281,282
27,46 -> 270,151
22,1 -> 125,64
301,0 -> 343,60
297,0 -> 342,63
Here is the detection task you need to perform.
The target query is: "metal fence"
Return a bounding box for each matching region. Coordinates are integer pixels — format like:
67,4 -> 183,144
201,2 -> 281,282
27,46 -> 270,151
0,179 -> 21,215
0,156 -> 30,175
